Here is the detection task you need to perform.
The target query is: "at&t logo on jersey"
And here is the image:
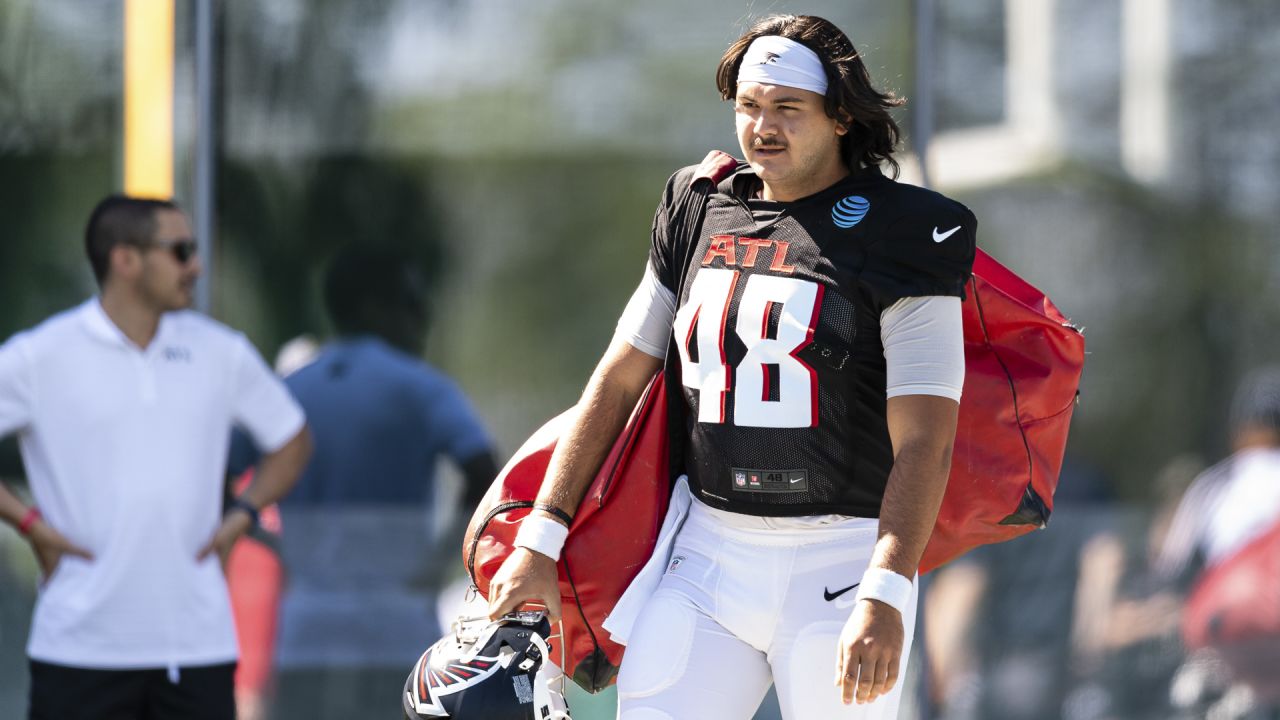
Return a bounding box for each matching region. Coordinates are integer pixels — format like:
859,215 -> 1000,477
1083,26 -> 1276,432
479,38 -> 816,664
831,195 -> 870,228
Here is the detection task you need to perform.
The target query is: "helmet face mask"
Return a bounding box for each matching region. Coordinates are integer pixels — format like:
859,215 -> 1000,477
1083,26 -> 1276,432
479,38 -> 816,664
403,611 -> 572,720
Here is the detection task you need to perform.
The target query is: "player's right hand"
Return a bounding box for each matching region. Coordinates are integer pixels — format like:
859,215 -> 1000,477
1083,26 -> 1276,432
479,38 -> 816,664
26,520 -> 94,578
487,547 -> 562,622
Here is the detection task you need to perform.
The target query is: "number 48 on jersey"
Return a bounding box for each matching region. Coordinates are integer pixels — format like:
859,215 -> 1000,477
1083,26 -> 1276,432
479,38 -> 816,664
673,268 -> 824,429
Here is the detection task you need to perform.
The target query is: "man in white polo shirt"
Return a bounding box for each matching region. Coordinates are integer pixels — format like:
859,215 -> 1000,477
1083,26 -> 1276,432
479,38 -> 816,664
0,195 -> 312,720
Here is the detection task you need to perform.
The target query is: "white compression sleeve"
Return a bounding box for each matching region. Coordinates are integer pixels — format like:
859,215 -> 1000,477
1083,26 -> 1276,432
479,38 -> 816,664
615,265 -> 677,359
881,295 -> 965,401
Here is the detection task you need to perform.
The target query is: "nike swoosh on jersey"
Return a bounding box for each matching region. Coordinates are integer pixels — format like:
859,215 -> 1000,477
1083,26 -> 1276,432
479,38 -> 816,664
823,583 -> 860,602
932,225 -> 961,243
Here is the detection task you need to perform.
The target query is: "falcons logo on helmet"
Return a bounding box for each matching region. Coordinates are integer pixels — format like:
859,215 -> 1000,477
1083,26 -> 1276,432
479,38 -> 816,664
409,649 -> 503,716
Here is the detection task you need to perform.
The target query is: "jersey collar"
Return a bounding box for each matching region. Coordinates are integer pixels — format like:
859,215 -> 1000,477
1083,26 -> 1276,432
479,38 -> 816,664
728,164 -> 885,206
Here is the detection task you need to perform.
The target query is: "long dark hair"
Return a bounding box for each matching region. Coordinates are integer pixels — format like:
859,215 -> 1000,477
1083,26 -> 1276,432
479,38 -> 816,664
716,15 -> 905,177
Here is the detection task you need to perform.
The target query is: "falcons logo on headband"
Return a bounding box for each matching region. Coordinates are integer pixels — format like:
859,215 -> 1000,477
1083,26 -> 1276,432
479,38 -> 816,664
408,650 -> 502,716
763,51 -> 780,64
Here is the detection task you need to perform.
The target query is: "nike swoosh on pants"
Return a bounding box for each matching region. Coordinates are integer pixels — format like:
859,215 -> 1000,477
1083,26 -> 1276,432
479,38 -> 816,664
823,583 -> 860,602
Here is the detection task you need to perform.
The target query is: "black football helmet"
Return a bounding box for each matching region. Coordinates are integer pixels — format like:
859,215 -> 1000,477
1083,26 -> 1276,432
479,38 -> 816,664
402,611 -> 572,719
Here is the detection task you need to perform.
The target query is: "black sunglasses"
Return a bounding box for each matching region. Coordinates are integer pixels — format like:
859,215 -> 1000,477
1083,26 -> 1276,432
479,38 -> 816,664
140,238 -> 199,264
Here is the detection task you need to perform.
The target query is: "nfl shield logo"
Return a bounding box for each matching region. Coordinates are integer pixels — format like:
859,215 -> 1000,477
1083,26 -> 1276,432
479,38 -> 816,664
734,471 -> 747,487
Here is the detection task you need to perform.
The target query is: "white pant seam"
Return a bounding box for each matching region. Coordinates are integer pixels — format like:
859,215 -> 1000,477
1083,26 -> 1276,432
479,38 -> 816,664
767,544 -> 798,660
709,533 -> 726,623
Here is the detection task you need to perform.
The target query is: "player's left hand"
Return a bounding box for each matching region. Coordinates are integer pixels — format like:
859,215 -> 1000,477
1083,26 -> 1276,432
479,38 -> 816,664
197,511 -> 254,569
835,598 -> 904,705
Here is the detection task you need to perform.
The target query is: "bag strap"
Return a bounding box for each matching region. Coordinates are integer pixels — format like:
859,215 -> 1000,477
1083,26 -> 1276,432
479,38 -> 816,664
670,150 -> 740,279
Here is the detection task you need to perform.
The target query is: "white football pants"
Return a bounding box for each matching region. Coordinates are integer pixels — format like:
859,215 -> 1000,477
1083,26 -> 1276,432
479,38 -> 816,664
616,497 -> 918,720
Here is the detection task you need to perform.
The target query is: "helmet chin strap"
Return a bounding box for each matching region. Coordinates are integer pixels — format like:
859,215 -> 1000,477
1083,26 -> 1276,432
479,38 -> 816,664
529,630 -> 573,720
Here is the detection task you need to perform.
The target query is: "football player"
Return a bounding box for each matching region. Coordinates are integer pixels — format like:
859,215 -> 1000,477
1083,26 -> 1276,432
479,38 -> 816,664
488,14 -> 976,719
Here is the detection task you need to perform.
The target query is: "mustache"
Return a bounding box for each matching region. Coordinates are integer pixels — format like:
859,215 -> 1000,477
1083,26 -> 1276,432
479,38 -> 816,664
752,138 -> 786,149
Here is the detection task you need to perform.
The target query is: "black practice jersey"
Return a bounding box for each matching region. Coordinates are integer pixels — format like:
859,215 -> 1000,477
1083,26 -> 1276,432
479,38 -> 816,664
650,163 -> 976,517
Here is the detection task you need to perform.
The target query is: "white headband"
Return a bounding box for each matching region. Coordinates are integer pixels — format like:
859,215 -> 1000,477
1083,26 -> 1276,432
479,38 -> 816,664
736,36 -> 828,96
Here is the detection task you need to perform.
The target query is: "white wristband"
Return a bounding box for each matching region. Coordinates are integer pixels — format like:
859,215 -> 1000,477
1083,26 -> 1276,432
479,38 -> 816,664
854,567 -> 914,614
513,514 -> 570,562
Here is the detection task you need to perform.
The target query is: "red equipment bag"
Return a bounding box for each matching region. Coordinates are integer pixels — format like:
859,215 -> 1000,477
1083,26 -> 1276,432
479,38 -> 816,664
1182,518 -> 1280,700
464,374 -> 671,692
919,249 -> 1085,573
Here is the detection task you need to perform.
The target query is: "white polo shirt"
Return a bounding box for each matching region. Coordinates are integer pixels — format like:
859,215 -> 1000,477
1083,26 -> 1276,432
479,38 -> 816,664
0,299 -> 305,669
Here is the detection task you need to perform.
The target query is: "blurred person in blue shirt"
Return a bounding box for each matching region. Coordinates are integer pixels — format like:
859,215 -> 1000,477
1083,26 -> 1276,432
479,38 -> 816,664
278,246 -> 495,510
230,245 -> 497,720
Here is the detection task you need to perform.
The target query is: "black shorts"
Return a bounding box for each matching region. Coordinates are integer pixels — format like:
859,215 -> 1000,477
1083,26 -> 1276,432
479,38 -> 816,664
28,659 -> 236,720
